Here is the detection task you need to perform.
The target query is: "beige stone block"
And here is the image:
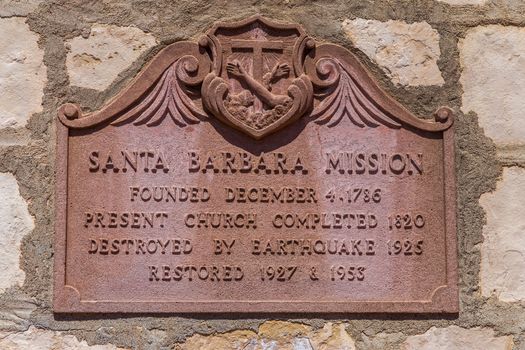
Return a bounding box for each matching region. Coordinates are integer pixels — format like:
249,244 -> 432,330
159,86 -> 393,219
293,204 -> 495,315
0,17 -> 46,129
0,295 -> 37,333
308,323 -> 355,350
403,326 -> 513,350
0,173 -> 34,294
0,326 -> 127,349
342,18 -> 444,87
175,321 -> 355,350
460,25 -> 525,146
174,329 -> 256,350
66,24 -> 157,91
480,167 -> 525,302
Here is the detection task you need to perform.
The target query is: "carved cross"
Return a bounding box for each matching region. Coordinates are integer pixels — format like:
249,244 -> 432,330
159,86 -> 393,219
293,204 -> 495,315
230,39 -> 284,82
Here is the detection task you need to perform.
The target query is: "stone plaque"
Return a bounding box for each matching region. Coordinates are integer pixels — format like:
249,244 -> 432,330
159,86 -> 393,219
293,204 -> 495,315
54,16 -> 458,313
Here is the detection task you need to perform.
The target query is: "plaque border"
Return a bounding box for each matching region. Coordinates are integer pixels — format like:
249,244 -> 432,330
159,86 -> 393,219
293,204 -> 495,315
54,15 -> 458,314
53,120 -> 458,314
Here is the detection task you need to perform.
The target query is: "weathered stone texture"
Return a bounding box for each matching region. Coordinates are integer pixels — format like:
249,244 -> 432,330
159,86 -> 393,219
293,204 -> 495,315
0,173 -> 34,294
0,0 -> 43,17
0,326 -> 127,349
342,18 -> 444,87
360,332 -> 406,350
0,0 -> 522,349
403,326 -> 513,350
0,17 -> 46,129
480,167 -> 525,302
437,0 -> 487,5
0,296 -> 37,335
460,25 -> 525,147
175,321 -> 355,350
66,24 -> 157,91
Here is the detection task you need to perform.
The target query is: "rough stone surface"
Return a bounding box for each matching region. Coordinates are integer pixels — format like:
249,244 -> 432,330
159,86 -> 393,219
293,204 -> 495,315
66,24 -> 157,91
0,173 -> 34,294
460,25 -> 525,146
0,0 -> 43,17
0,326 -> 127,349
360,332 -> 406,350
497,144 -> 525,167
480,167 -> 525,302
175,321 -> 355,350
0,295 -> 37,334
403,325 -> 514,350
0,0 -> 522,349
437,0 -> 487,5
0,17 -> 46,129
342,18 -> 444,87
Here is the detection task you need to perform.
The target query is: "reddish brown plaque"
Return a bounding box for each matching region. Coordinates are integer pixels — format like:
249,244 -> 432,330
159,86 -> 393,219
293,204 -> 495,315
54,16 -> 458,313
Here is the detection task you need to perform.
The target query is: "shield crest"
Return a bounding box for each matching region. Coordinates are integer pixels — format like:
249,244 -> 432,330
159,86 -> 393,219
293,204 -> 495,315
202,16 -> 313,139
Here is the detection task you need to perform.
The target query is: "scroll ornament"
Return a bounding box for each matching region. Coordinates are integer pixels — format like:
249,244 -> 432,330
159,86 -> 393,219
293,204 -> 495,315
58,16 -> 453,139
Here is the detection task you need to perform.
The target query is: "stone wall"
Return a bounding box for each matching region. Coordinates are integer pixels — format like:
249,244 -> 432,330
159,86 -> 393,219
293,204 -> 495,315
0,0 -> 523,348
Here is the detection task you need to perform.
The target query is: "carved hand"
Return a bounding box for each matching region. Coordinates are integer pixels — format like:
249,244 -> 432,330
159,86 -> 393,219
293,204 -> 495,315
226,60 -> 290,108
270,63 -> 290,82
226,61 -> 246,78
